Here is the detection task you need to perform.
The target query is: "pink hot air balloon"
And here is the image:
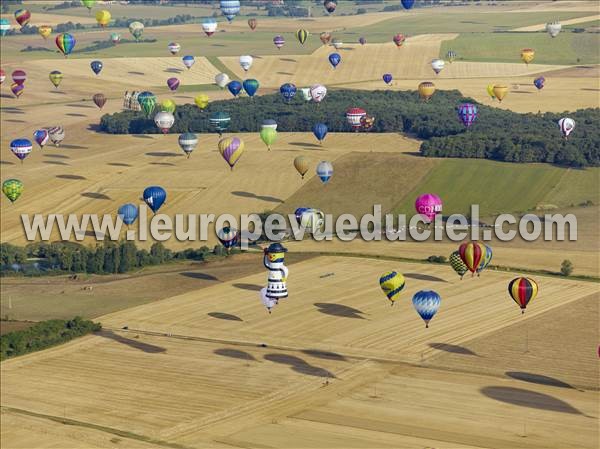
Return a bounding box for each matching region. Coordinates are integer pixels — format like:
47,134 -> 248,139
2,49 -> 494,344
167,77 -> 180,91
415,193 -> 442,223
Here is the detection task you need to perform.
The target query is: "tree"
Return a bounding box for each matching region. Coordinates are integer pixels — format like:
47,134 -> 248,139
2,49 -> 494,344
560,260 -> 574,276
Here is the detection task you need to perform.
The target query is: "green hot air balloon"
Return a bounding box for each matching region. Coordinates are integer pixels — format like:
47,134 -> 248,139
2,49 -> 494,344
137,91 -> 157,118
82,0 -> 96,12
209,111 -> 231,136
449,251 -> 468,280
128,21 -> 144,41
260,128 -> 277,151
2,179 -> 23,203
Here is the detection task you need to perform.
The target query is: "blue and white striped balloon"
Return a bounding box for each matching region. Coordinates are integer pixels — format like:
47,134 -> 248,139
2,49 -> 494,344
118,203 -> 138,226
316,161 -> 333,184
220,0 -> 240,22
412,290 -> 441,328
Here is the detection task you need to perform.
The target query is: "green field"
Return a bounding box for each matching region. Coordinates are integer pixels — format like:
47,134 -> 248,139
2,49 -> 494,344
439,32 -> 600,65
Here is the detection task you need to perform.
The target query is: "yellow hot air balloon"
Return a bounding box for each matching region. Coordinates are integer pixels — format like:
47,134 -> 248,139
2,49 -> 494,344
418,81 -> 435,101
379,271 -> 405,305
49,70 -> 63,88
486,84 -> 495,100
38,25 -> 52,39
194,94 -> 209,110
520,48 -> 535,65
294,156 -> 309,179
493,84 -> 508,102
160,99 -> 176,114
96,10 -> 111,28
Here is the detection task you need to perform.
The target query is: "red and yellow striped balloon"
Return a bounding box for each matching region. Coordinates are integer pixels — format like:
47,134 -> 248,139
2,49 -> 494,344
458,241 -> 486,275
508,277 -> 538,313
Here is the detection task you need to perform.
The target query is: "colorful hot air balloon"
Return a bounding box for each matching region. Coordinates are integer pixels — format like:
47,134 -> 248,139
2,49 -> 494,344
294,156 -> 309,179
182,55 -> 195,69
476,244 -> 493,275
346,107 -> 366,131
0,69 -> 4,85
546,21 -> 561,38
401,0 -> 415,9
558,117 -> 575,139
215,73 -> 230,88
239,55 -> 253,72
95,10 -> 111,28
431,58 -> 445,75
118,204 -> 138,226
178,132 -> 198,158
534,76 -> 545,90
508,277 -> 538,314
296,29 -> 308,45
320,32 -> 332,45
110,32 -> 121,44
202,18 -> 217,36
49,70 -> 63,88
415,193 -> 442,223
328,52 -> 341,69
167,42 -> 181,55
0,18 -> 10,36
393,33 -> 406,48
167,77 -> 180,91
260,128 -> 277,151
218,136 -> 245,170
521,48 -> 535,65
11,83 -> 24,98
218,226 -> 239,249
446,49 -> 457,63
262,119 -> 277,130
280,83 -> 297,102
220,0 -> 240,22
324,0 -> 337,13
493,84 -> 508,102
12,70 -> 26,86
449,251 -> 468,279
90,60 -> 103,75
412,290 -> 440,328
312,123 -> 328,143
418,81 -> 435,101
55,33 -> 76,57
160,99 -> 176,114
128,21 -> 144,41
458,241 -> 486,275
383,73 -> 393,85
143,186 -> 166,214
227,80 -> 242,97
14,9 -> 31,29
361,115 -> 375,131
379,271 -> 405,305
194,94 -> 209,110
82,0 -> 96,11
2,179 -> 23,203
486,84 -> 495,100
38,25 -> 52,39
93,93 -> 107,109
137,91 -> 157,118
273,35 -> 285,50
248,18 -> 257,30
33,129 -> 49,149
458,103 -> 478,128
316,161 -> 333,183
154,111 -> 175,134
48,126 -> 65,146
242,78 -> 259,97
10,139 -> 32,162
209,111 -> 231,135
309,84 -> 327,103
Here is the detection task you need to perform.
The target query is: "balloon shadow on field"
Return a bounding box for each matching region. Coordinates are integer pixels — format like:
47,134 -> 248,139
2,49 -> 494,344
314,303 -> 366,319
4,119 -> 26,123
87,124 -> 102,132
480,386 -> 586,415
108,162 -> 132,167
128,71 -> 145,75
44,160 -> 70,166
66,113 -> 87,117
49,90 -> 67,95
98,330 -> 166,354
404,273 -> 447,283
280,58 -> 297,63
429,343 -> 478,356
231,191 -> 283,203
208,312 -> 243,322
44,153 -> 70,159
510,91 -> 533,95
277,72 -> 294,75
214,348 -> 256,361
150,162 -> 175,166
0,93 -> 14,99
180,272 -> 219,281
1,107 -> 24,113
66,103 -> 95,109
56,174 -> 87,180
264,353 -> 336,378
0,160 -> 15,166
232,283 -> 262,291
146,152 -> 182,157
81,192 -> 111,200
580,88 -> 600,92
301,349 -> 347,362
133,135 -> 154,139
289,142 -> 322,149
165,68 -> 184,74
61,145 -> 88,150
505,372 -> 579,390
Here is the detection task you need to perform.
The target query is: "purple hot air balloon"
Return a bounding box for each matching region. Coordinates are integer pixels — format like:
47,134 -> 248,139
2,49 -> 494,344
458,103 -> 478,128
383,73 -> 393,85
415,193 -> 442,223
273,35 -> 285,50
33,129 -> 49,149
533,76 -> 545,90
359,36 -> 366,45
167,77 -> 180,91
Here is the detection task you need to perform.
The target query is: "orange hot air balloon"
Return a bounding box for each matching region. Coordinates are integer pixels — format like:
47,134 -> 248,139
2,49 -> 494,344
493,84 -> 508,102
458,241 -> 486,275
320,32 -> 332,45
38,25 -> 52,39
418,81 -> 435,101
508,277 -> 538,314
521,48 -> 535,65
247,18 -> 257,30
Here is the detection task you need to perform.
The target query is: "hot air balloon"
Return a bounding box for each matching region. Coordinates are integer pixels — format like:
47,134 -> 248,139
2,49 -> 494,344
508,277 -> 538,314
220,0 -> 240,22
393,33 -> 406,48
194,94 -> 209,110
128,21 -> 144,41
167,77 -> 180,91
346,107 -> 366,131
449,251 -> 468,279
446,49 -> 457,63
160,99 -> 176,114
14,9 -> 31,29
418,81 -> 435,101
0,18 -> 10,36
359,36 -> 366,45
11,83 -> 24,98
95,10 -> 111,28
178,132 -> 198,158
401,0 -> 415,9
82,0 -> 96,11
90,60 -> 103,75
260,128 -> 277,151
328,52 -> 341,69
262,119 -> 277,130
296,29 -> 308,45
415,193 -> 442,223
209,111 -> 231,135
331,38 -> 343,50
12,70 -> 26,86
324,0 -> 337,13
2,179 -> 23,204
168,42 -> 181,55
486,84 -> 495,100
218,136 -> 245,170
294,156 -> 309,179
476,244 -> 493,275
38,25 -> 52,40
202,18 -> 217,36
218,226 -> 239,249
110,32 -> 121,45
55,33 -> 76,57
320,32 -> 332,45
458,241 -> 486,275
458,103 -> 478,128
273,35 -> 285,50
118,204 -> 138,226
316,161 -> 333,183
546,21 -> 561,38
558,117 -> 575,139
182,55 -> 195,70
312,123 -> 328,144
215,73 -> 230,88
93,93 -> 107,109
310,84 -> 327,103
48,126 -> 65,146
227,80 -> 242,97
0,69 -> 4,84
379,271 -> 405,305
242,79 -> 259,97
154,111 -> 175,134
239,55 -> 253,72
33,129 -> 49,149
143,186 -> 166,214
361,115 -> 375,131
521,48 -> 535,65
300,88 -> 312,101
431,59 -> 445,75
10,139 -> 32,162
137,91 -> 157,118
260,287 -> 278,314
412,290 -> 440,328
248,18 -> 257,30
280,83 -> 297,102
534,76 -> 545,90
493,84 -> 508,102
383,73 -> 393,85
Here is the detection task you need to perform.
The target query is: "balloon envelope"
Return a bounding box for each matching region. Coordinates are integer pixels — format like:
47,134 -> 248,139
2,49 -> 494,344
379,271 -> 405,304
415,193 -> 442,223
194,94 -> 209,110
118,204 -> 138,226
242,79 -> 259,97
90,60 -> 103,75
215,73 -> 230,88
182,55 -> 195,69
328,52 -> 341,69
33,129 -> 49,148
412,290 -> 440,328
310,84 -> 327,103
93,93 -> 107,109
2,179 -> 23,203
312,123 -> 328,143
218,136 -> 245,169
508,277 -> 538,313
260,128 -> 277,150
10,139 -> 32,161
458,103 -> 478,128
316,161 -> 333,183
143,186 -> 166,213
383,73 -> 393,85
558,117 -> 575,138
167,77 -> 180,91
220,0 -> 240,21
534,76 -> 545,90
280,83 -> 297,102
294,156 -> 309,179
178,132 -> 198,157
55,33 -> 76,57
227,80 -> 242,97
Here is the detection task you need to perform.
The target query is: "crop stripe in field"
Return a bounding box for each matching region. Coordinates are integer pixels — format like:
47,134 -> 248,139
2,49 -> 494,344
206,56 -> 238,80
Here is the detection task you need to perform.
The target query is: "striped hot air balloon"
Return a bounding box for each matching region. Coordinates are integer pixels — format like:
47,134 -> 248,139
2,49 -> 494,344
209,111 -> 231,135
412,290 -> 441,328
449,251 -> 468,279
137,91 -> 157,118
10,139 -> 32,162
178,133 -> 198,158
93,93 -> 107,109
117,204 -> 138,226
316,161 -> 333,184
11,83 -> 24,98
167,77 -> 180,91
220,0 -> 240,22
217,226 -> 239,250
508,277 -> 538,314
346,107 -> 366,131
558,117 -> 575,139
418,81 -> 436,101
55,33 -> 76,57
521,48 -> 535,65
218,136 -> 245,170
12,70 -> 26,86
446,49 -> 457,63
458,241 -> 486,275
458,103 -> 478,128
296,29 -> 308,45
273,35 -> 285,50
476,244 -> 493,275
168,42 -> 181,55
379,271 -> 405,305
14,9 -> 31,28
33,129 -> 49,149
